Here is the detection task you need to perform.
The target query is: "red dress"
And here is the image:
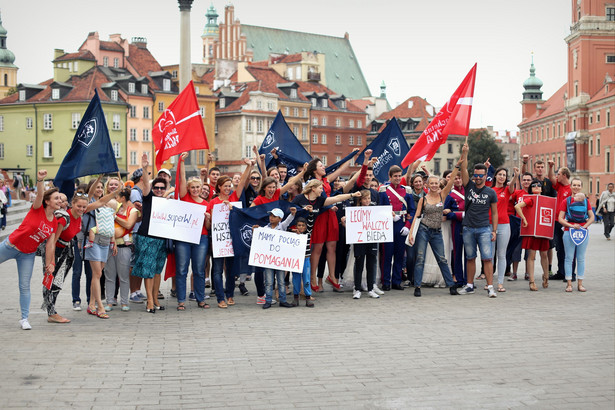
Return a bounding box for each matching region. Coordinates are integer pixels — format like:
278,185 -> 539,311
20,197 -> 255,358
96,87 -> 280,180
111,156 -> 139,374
312,177 -> 339,244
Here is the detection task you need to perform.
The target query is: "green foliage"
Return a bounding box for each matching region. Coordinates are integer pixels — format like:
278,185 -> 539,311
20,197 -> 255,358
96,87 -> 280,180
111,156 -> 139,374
6,87 -> 17,96
466,129 -> 505,169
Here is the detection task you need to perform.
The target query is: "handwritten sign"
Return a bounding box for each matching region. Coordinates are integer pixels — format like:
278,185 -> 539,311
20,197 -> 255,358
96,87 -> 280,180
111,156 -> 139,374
345,205 -> 394,244
211,201 -> 242,258
248,227 -> 308,273
148,197 -> 205,244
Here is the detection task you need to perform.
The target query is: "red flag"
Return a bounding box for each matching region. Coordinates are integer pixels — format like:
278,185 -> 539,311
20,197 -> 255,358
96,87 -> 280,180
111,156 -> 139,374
153,81 -> 208,170
401,64 -> 476,167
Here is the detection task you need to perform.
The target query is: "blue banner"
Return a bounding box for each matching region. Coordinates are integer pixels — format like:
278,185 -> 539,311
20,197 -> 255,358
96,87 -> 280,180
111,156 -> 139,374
259,111 -> 311,177
54,90 -> 119,198
355,118 -> 409,184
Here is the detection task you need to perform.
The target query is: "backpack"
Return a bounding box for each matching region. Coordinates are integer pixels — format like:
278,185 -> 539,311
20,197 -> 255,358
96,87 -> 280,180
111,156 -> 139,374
12,179 -> 18,188
565,197 -> 588,223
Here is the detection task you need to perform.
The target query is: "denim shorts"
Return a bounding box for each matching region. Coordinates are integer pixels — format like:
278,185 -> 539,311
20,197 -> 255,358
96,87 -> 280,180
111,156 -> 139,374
84,242 -> 110,262
462,226 -> 493,260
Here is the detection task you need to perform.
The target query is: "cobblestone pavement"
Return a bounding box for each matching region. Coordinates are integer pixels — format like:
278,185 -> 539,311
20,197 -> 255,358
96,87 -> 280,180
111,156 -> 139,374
0,223 -> 613,409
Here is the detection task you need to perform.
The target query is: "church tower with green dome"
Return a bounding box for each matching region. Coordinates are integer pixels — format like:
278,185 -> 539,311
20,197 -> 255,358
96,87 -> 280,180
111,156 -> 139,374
201,3 -> 219,64
0,11 -> 17,98
521,54 -> 544,121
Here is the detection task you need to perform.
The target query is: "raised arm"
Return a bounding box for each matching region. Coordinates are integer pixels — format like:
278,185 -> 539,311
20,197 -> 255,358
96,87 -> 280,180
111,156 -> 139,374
85,189 -> 120,213
280,163 -> 308,196
88,174 -> 103,199
178,152 -> 189,198
405,160 -> 421,184
521,154 -> 529,175
326,148 -> 360,182
323,190 -> 361,206
441,158 -> 462,198
32,169 -> 47,210
253,145 -> 266,175
141,154 -> 152,197
234,158 -> 254,199
460,142 -> 470,186
547,160 -> 557,186
509,167 -> 519,194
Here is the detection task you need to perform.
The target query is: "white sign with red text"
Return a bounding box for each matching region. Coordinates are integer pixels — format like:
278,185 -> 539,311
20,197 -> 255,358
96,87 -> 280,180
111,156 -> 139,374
345,205 -> 394,244
148,197 -> 205,245
211,202 -> 242,258
248,227 -> 307,273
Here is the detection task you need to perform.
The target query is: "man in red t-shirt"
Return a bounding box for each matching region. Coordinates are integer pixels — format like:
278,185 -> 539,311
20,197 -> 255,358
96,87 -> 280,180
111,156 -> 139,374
548,164 -> 572,280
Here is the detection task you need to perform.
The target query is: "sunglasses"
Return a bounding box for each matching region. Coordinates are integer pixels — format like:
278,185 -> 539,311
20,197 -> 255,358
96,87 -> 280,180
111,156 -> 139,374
250,176 -> 261,180
472,174 -> 486,178
153,186 -> 166,190
74,192 -> 89,198
530,184 -> 542,188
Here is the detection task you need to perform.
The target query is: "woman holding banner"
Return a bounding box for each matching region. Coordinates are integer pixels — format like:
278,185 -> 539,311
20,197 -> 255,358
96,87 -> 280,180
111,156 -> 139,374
558,178 -> 594,293
206,159 -> 252,308
303,151 -> 359,292
132,155 -> 169,313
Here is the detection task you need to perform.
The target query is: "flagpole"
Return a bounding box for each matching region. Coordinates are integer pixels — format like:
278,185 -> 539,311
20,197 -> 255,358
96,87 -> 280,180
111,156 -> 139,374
178,0 -> 194,177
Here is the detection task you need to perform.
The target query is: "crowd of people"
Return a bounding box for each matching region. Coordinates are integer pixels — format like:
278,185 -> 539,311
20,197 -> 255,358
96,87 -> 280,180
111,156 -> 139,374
0,142 -> 603,330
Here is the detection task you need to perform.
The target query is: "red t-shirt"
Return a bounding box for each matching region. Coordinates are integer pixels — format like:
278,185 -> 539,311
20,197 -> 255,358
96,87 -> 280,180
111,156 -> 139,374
181,194 -> 209,236
57,208 -> 82,249
9,205 -> 59,254
252,188 -> 281,206
510,189 -> 526,215
553,182 -> 572,216
207,192 -> 240,215
559,198 -> 592,231
491,186 -> 511,224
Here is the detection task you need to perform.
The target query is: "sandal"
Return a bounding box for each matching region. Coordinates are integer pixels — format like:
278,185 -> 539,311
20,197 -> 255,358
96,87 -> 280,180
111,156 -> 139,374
542,274 -> 549,289
497,285 -> 506,292
47,315 -> 71,323
578,285 -> 587,292
227,298 -> 235,306
87,307 -> 97,316
218,301 -> 228,309
565,285 -> 573,292
96,311 -> 110,319
176,304 -> 186,311
478,274 -> 486,280
529,282 -> 538,291
198,302 -> 210,309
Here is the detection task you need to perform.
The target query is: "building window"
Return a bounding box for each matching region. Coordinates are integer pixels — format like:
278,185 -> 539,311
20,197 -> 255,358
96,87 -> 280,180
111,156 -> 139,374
312,134 -> 318,144
26,145 -> 33,157
200,107 -> 205,117
143,106 -> 149,119
284,106 -> 289,116
128,83 -> 135,93
336,155 -> 341,163
287,67 -> 293,80
434,159 -> 441,176
257,119 -> 264,133
158,101 -> 164,112
129,128 -> 137,141
293,107 -> 299,117
143,129 -> 150,142
349,119 -> 355,128
335,118 -> 341,127
257,100 -> 263,110
597,111 -> 601,123
607,7 -> 615,21
302,127 -> 307,140
112,114 -> 120,130
111,90 -> 118,101
447,159 -> 454,170
103,57 -> 108,67
219,98 -> 225,109
197,150 -> 205,165
0,143 -> 3,159
357,120 -> 362,128
52,88 -> 60,100
448,143 -> 453,154
43,113 -> 53,130
130,106 -> 137,118
0,115 -> 4,131
141,84 -> 148,94
195,87 -> 200,94
573,118 -> 576,131
293,126 -> 299,136
71,113 -> 80,129
290,89 -> 297,99
607,55 -> 615,63
26,117 -> 33,129
302,108 -> 308,117
321,155 -> 327,166
163,79 -> 171,92
606,149 -> 611,173
589,178 -> 593,194
113,58 -> 119,68
312,117 -> 318,126
335,135 -> 341,145
357,136 -> 362,145
607,110 -> 611,126
589,114 -> 593,124
349,135 -> 354,145
246,119 -> 252,132
320,99 -> 327,108
113,142 -> 121,158
130,151 -> 137,166
43,141 -> 53,158
596,135 -> 600,155
268,101 -> 275,111
321,134 -> 327,144
19,90 -> 25,101
589,137 -> 593,156
321,117 -> 327,126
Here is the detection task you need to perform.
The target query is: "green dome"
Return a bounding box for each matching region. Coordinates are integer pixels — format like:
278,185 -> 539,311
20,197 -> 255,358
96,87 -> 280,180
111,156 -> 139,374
0,47 -> 15,65
523,63 -> 543,88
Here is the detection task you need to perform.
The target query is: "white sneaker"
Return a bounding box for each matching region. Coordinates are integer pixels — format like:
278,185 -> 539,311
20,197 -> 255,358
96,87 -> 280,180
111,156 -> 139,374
368,290 -> 380,298
488,287 -> 497,298
271,299 -> 277,305
19,318 -> 32,330
353,289 -> 361,299
372,285 -> 384,295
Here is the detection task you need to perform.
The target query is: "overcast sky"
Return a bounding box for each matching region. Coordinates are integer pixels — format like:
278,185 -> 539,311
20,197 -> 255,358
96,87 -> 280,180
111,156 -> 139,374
2,0 -> 571,132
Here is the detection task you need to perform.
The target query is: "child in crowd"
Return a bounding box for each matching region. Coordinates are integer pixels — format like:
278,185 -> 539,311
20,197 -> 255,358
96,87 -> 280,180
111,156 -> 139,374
350,190 -> 381,299
292,209 -> 315,307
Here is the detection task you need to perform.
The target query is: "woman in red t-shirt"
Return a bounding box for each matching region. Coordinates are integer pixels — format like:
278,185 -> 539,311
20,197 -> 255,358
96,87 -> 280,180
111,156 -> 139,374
42,188 -> 120,323
515,180 -> 550,291
491,167 -> 518,292
175,153 -> 211,311
303,152 -> 358,292
0,170 -> 61,330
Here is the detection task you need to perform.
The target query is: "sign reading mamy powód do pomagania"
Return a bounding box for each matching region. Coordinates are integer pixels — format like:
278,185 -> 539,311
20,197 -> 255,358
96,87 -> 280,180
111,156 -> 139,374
345,205 -> 394,244
148,197 -> 205,245
248,227 -> 308,273
211,201 -> 242,258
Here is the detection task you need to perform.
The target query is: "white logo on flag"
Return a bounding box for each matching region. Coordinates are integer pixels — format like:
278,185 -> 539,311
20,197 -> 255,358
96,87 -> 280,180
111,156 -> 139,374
240,223 -> 253,248
388,138 -> 401,156
263,131 -> 275,149
77,119 -> 97,147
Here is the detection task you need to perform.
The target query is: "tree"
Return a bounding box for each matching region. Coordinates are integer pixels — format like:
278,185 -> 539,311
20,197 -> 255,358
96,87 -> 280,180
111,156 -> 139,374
466,129 -> 505,169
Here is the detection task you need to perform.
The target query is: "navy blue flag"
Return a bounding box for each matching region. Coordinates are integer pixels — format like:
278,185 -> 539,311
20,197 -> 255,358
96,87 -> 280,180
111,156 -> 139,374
54,90 -> 119,198
259,111 -> 311,178
229,200 -> 309,256
325,149 -> 357,175
355,118 -> 409,184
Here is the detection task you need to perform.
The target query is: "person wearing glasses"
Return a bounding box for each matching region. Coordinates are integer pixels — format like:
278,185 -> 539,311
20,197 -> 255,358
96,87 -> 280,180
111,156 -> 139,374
457,143 -> 499,298
42,188 -> 119,323
131,155 -> 170,313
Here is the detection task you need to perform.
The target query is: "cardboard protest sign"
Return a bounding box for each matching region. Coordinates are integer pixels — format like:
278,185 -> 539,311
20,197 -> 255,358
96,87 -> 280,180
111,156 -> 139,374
148,197 -> 205,244
520,194 -> 557,240
211,201 -> 242,258
345,205 -> 394,244
248,227 -> 307,273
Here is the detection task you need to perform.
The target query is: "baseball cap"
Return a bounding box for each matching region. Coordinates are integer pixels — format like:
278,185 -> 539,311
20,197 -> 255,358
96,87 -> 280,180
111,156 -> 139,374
268,208 -> 284,218
157,168 -> 171,177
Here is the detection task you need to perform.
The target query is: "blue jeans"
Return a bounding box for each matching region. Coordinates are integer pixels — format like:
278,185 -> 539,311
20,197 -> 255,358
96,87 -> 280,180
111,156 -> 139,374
292,257 -> 312,297
463,226 -> 494,260
175,235 -> 208,303
72,240 -> 92,303
0,239 -> 36,319
413,224 -> 455,288
563,230 -> 588,280
212,256 -> 235,302
264,268 -> 287,304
